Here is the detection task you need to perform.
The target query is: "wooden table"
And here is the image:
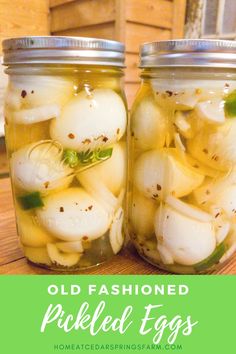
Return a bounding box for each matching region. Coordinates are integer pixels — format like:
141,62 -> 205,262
0,177 -> 236,275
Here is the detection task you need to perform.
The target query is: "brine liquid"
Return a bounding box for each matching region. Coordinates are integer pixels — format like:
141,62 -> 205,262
5,66 -> 127,270
128,71 -> 236,274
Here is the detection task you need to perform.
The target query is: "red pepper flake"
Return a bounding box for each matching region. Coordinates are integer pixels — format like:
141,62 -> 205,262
102,136 -> 108,142
88,205 -> 93,210
117,128 -> 120,135
59,207 -> 64,212
203,148 -> 208,154
82,138 -> 91,144
131,131 -> 135,137
44,181 -> 50,189
212,154 -> 219,161
166,90 -> 173,97
156,184 -> 162,191
82,236 -> 88,241
68,133 -> 75,139
225,83 -> 230,88
21,90 -> 27,98
215,212 -> 220,218
31,90 -> 34,94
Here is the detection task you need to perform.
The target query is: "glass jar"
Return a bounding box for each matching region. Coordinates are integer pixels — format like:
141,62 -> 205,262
128,39 -> 236,274
3,36 -> 127,270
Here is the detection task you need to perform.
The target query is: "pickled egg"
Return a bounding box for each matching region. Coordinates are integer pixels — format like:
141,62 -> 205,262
131,191 -> 157,237
11,141 -> 73,193
36,188 -> 111,241
187,119 -> 236,171
50,88 -> 126,152
134,148 -> 204,200
77,143 -> 126,196
131,97 -> 167,150
154,202 -> 216,265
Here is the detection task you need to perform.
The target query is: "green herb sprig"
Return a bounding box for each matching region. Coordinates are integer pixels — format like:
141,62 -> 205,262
63,147 -> 113,171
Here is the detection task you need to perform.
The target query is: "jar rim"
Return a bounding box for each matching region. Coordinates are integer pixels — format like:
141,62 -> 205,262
2,36 -> 125,67
140,39 -> 236,68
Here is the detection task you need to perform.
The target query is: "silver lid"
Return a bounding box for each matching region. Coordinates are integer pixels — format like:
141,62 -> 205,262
140,39 -> 236,68
2,36 -> 125,67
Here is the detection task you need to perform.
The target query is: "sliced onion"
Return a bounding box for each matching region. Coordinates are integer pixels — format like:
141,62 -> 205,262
11,104 -> 60,125
56,241 -> 84,253
109,207 -> 124,254
47,243 -> 81,267
165,195 -> 213,222
195,98 -> 225,124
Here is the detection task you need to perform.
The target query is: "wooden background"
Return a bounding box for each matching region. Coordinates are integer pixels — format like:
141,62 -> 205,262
50,0 -> 186,105
0,0 -> 50,54
0,0 -> 186,106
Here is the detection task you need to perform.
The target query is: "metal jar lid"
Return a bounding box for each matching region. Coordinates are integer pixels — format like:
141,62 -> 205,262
2,36 -> 125,67
140,39 -> 236,68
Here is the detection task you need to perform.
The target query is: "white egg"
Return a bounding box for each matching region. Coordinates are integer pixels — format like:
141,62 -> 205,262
50,88 -> 126,152
24,246 -> 52,266
47,243 -> 81,267
131,97 -> 167,150
77,143 -> 126,196
194,181 -> 236,219
134,148 -> 204,200
16,209 -> 54,247
187,119 -> 236,171
8,75 -> 73,108
37,188 -> 111,241
154,203 -> 216,265
11,141 -> 73,193
131,191 -> 157,237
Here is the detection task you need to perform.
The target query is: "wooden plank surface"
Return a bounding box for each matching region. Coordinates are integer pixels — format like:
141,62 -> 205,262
125,22 -> 171,53
50,0 -> 115,32
172,0 -> 187,38
0,177 -> 235,275
54,22 -> 115,40
50,0 -> 75,7
125,53 -> 140,83
0,0 -> 49,53
126,0 -> 173,29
